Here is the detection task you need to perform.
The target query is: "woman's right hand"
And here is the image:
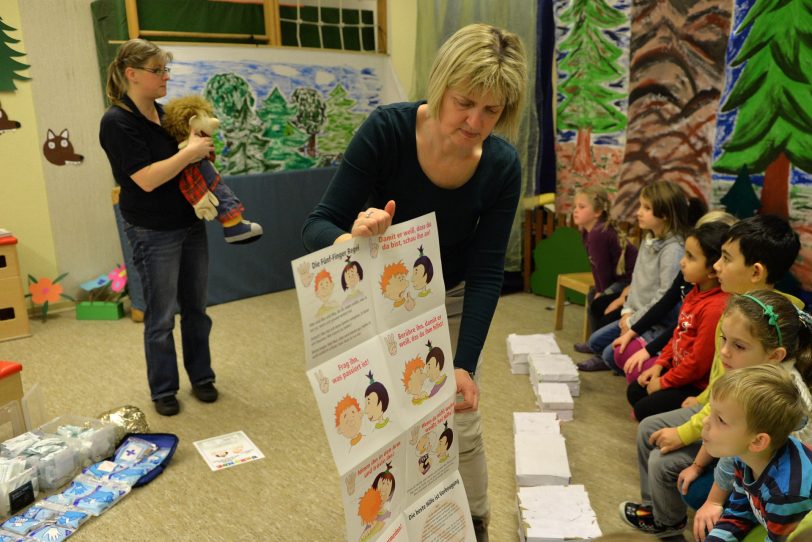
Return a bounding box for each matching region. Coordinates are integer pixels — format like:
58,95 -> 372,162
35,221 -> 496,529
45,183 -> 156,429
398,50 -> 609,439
183,131 -> 214,163
351,200 -> 396,238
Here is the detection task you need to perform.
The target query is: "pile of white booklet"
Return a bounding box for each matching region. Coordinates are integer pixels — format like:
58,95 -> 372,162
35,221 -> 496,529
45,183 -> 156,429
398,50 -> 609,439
513,412 -> 560,435
514,431 -> 570,487
506,333 -> 561,375
532,382 -> 574,421
517,485 -> 602,542
527,353 -> 580,397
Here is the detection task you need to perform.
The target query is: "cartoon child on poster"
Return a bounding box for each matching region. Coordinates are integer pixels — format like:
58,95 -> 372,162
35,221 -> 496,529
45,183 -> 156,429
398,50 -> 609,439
412,246 -> 434,298
341,256 -> 365,308
425,341 -> 447,398
364,371 -> 390,429
402,356 -> 429,405
371,462 -> 396,521
335,394 -> 364,448
315,269 -> 339,319
435,422 -> 453,464
379,261 -> 415,311
415,431 -> 432,475
358,487 -> 385,542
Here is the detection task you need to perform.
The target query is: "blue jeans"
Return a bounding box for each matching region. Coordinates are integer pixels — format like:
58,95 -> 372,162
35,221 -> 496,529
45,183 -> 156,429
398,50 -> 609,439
124,220 -> 215,400
587,319 -> 621,371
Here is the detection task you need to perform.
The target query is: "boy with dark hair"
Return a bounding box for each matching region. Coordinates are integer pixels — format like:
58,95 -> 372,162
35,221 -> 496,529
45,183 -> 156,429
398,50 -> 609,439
620,214 -> 802,538
703,365 -> 812,541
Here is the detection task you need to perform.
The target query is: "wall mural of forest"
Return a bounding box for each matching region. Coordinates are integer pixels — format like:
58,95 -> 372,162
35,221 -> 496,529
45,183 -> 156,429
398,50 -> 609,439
161,46 -> 404,175
554,0 -> 812,295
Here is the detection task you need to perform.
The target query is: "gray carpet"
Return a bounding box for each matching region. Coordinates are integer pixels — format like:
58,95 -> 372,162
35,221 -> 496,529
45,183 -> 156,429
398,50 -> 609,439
0,290 -> 688,541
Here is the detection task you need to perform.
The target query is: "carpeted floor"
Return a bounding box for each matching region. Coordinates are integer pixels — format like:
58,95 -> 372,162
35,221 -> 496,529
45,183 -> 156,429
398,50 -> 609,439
0,290 -> 689,541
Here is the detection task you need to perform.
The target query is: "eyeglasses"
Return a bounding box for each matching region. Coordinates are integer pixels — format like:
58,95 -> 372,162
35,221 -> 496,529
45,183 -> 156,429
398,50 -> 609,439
135,66 -> 171,76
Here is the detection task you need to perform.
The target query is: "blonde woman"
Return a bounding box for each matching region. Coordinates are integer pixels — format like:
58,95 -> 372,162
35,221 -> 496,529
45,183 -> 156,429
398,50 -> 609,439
303,23 -> 528,541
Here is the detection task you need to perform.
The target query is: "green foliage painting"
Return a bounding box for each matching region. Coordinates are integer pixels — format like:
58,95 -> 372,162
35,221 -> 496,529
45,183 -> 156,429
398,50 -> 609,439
0,16 -> 30,92
556,0 -> 627,175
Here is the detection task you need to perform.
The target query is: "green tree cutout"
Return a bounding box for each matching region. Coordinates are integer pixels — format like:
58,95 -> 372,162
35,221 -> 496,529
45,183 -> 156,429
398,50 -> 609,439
290,88 -> 327,158
0,17 -> 30,92
713,0 -> 812,218
319,84 -> 366,160
720,166 -> 761,219
257,87 -> 314,170
557,0 -> 627,174
204,73 -> 277,175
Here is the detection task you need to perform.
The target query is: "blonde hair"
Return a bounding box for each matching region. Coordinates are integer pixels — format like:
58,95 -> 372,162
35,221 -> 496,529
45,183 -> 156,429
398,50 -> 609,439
696,209 -> 737,227
105,38 -> 172,105
640,180 -> 691,239
712,364 -> 807,450
426,23 -> 527,140
575,185 -> 629,276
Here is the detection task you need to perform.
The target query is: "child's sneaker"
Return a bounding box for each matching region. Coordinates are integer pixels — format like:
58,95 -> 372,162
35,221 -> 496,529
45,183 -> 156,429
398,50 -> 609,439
619,501 -> 686,538
224,220 -> 263,244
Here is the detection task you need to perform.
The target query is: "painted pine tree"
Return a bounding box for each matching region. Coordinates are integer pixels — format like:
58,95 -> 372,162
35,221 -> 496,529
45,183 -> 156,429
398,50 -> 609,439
319,84 -> 366,161
713,0 -> 812,218
557,0 -> 627,174
0,17 -> 30,92
258,87 -> 314,169
204,73 -> 277,175
720,166 -> 761,218
290,88 -> 327,158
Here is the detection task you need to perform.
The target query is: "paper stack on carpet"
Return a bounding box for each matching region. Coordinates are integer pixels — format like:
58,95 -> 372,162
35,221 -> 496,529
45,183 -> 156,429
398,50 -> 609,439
506,333 -> 561,375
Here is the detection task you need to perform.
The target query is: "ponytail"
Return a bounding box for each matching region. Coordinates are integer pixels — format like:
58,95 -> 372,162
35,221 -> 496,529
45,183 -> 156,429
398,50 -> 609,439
105,39 -> 172,106
794,311 -> 812,386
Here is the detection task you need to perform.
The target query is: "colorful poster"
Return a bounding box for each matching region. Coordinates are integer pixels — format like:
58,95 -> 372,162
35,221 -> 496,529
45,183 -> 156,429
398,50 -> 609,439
293,214 -> 475,542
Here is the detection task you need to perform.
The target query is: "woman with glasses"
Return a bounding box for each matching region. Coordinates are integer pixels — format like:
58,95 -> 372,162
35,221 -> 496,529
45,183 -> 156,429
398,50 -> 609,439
99,38 -> 218,416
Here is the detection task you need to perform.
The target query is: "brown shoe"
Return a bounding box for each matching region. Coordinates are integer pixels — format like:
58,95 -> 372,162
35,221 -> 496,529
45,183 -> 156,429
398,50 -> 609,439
472,515 -> 489,542
131,308 -> 144,323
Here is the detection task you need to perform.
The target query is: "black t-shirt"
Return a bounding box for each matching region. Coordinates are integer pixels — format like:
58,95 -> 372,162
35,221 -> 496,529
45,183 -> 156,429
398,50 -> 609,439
99,95 -> 197,230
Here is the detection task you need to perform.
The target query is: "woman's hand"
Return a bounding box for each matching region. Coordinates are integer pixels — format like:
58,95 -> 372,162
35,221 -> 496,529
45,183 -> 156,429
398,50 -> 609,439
183,131 -> 214,163
454,369 -> 479,413
351,200 -> 396,238
649,427 -> 684,454
693,500 -> 724,542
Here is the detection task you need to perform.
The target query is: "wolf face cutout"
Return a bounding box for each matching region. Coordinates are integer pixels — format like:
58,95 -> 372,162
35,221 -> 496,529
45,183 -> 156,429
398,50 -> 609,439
43,129 -> 84,165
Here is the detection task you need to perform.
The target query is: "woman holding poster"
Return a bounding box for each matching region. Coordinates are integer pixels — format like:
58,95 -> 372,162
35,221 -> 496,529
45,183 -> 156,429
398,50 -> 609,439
302,23 -> 527,541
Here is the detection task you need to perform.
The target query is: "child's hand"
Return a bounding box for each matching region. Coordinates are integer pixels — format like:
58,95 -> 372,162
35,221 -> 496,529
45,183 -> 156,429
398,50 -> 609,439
693,500 -> 724,542
619,314 -> 631,334
682,396 -> 699,408
649,427 -> 684,454
624,349 -> 650,375
677,462 -> 702,495
637,365 -> 657,387
605,296 -> 624,314
646,376 -> 662,394
613,329 -> 638,353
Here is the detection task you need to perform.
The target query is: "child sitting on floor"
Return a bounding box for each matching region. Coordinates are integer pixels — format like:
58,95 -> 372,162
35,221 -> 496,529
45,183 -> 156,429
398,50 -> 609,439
626,221 -> 729,421
702,364 -> 812,541
578,180 -> 690,372
571,186 -> 638,353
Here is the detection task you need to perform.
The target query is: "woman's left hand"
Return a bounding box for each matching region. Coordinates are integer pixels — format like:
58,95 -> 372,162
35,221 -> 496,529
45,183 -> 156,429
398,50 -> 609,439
454,368 -> 479,413
352,200 -> 396,237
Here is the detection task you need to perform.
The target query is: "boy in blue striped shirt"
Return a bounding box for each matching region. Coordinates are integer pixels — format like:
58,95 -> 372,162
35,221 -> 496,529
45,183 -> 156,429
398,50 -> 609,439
702,365 -> 812,541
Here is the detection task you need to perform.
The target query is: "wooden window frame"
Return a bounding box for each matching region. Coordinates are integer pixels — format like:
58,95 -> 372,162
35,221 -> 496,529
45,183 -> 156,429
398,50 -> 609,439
124,0 -> 387,53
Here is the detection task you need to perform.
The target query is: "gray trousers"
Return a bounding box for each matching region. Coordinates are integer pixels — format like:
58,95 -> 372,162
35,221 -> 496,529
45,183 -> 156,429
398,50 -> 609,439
446,282 -> 490,522
637,405 -> 702,525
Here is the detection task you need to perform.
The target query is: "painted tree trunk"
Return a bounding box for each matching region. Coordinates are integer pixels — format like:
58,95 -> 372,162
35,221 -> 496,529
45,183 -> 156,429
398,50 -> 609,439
760,152 -> 790,218
572,127 -> 594,174
306,134 -> 317,157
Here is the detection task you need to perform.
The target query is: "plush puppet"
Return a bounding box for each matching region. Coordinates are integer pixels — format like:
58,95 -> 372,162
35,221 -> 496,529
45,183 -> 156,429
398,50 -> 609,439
162,95 -> 262,244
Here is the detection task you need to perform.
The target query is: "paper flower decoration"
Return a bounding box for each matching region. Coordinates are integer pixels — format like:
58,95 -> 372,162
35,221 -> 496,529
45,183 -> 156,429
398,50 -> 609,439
80,265 -> 128,301
26,273 -> 75,322
108,264 -> 127,293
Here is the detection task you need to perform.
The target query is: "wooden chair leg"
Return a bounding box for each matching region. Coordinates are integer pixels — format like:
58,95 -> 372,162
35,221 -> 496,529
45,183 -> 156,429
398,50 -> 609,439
582,303 -> 590,342
554,277 -> 565,331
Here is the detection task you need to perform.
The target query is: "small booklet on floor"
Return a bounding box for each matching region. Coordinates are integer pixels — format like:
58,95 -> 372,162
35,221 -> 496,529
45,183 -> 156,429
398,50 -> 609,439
193,431 -> 264,471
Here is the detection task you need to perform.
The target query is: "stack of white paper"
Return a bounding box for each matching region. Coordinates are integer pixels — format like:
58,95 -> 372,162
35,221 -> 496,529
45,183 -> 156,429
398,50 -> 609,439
517,485 -> 602,541
533,382 -> 574,421
506,333 -> 561,375
528,353 -> 580,397
513,412 -> 560,435
514,432 -> 571,486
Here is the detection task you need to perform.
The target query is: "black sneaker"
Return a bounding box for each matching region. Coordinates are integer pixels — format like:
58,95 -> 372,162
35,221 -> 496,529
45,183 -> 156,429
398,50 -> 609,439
154,395 -> 180,416
619,501 -> 686,538
192,382 -> 219,403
